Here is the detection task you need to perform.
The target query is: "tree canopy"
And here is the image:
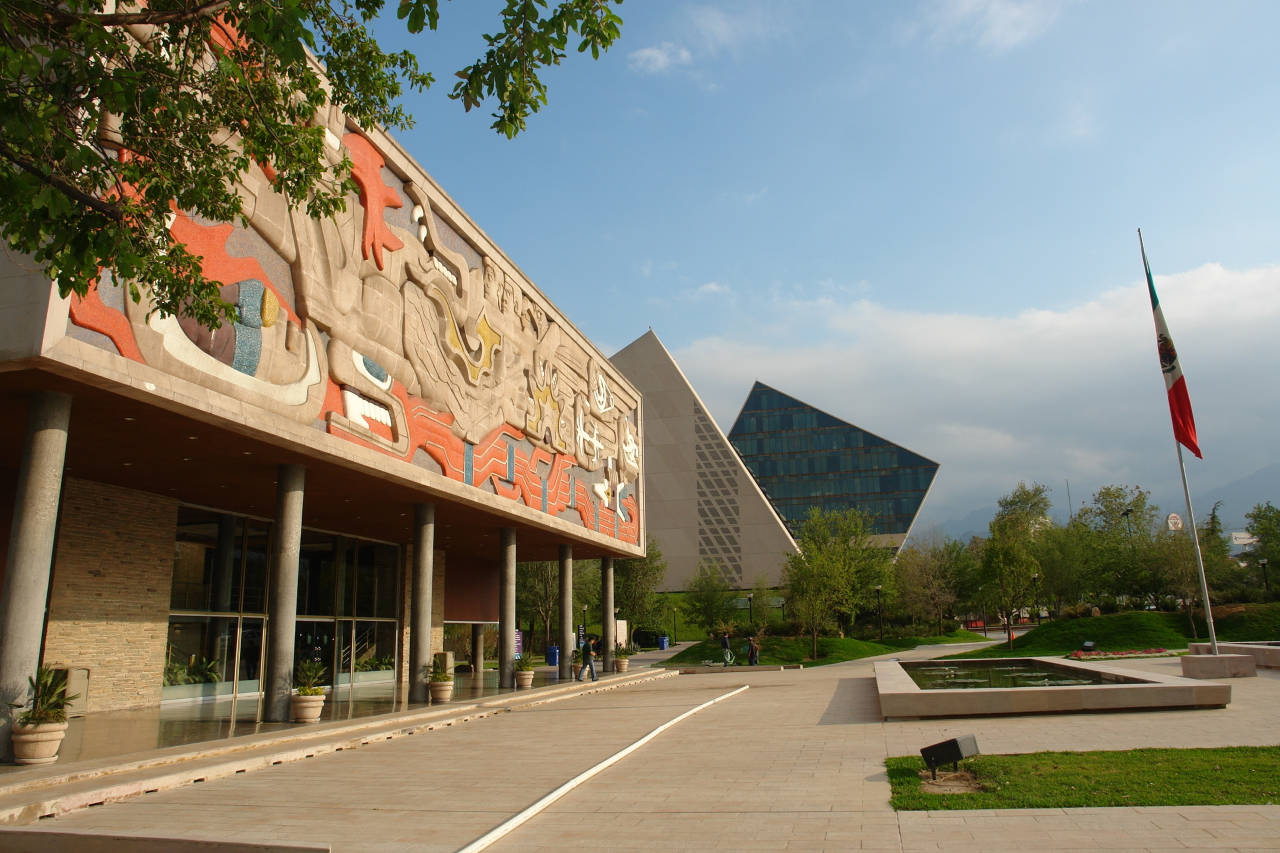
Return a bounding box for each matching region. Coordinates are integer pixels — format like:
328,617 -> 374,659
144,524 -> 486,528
1,0 -> 624,328
613,537 -> 667,643
784,506 -> 891,658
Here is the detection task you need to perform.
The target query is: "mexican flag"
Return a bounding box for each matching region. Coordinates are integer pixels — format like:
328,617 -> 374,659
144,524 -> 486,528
1141,234 -> 1202,459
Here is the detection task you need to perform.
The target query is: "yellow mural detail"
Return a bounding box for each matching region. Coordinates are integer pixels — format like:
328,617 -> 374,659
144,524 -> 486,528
437,284 -> 502,384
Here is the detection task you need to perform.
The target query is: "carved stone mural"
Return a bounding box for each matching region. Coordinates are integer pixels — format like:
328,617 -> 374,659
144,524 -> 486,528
64,113 -> 641,545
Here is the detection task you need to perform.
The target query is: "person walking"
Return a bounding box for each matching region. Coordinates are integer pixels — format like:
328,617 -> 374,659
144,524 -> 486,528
748,635 -> 760,666
721,632 -> 733,667
577,635 -> 598,682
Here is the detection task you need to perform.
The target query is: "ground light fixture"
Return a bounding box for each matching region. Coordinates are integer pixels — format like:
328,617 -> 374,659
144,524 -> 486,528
920,734 -> 980,780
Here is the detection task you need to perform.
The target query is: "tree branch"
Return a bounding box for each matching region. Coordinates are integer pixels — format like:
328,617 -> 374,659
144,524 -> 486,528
0,139 -> 125,222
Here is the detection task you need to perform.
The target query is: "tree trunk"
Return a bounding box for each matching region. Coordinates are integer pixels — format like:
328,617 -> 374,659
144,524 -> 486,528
811,628 -> 819,661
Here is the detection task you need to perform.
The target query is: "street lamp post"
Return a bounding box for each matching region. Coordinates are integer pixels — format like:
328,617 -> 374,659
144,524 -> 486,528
747,592 -> 754,625
875,585 -> 883,641
1260,558 -> 1270,595
1032,572 -> 1040,625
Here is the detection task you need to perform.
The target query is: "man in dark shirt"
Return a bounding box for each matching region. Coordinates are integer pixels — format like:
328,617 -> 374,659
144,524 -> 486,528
721,632 -> 732,667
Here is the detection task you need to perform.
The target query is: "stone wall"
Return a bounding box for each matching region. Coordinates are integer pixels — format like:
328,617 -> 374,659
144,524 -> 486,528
43,478 -> 177,712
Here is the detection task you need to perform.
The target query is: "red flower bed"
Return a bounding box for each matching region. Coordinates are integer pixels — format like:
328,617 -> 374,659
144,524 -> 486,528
1068,648 -> 1167,660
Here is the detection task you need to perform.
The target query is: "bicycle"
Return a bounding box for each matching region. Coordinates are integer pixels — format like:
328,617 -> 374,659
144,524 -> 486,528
702,649 -> 736,667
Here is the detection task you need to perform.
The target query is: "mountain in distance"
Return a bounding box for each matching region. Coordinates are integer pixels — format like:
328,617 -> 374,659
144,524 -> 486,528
1180,461 -> 1280,532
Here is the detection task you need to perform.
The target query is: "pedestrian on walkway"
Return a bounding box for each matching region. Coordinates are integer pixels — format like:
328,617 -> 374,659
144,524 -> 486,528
721,632 -> 732,667
748,635 -> 760,666
577,635 -> 598,681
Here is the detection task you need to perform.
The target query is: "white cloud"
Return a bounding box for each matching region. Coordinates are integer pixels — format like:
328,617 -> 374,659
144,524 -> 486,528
627,42 -> 693,74
919,0 -> 1064,51
628,4 -> 781,81
667,262 -> 1280,531
685,4 -> 778,55
681,281 -> 733,300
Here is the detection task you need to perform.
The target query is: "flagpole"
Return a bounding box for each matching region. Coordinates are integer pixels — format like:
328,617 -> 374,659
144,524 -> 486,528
1176,441 -> 1218,654
1139,229 -> 1217,653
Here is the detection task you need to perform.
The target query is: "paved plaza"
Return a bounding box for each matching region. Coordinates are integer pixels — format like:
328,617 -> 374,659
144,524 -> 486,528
2,645 -> 1278,851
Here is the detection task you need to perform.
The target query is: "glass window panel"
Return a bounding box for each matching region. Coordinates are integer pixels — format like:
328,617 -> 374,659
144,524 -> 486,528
298,532 -> 337,617
162,615 -> 238,699
241,522 -> 270,614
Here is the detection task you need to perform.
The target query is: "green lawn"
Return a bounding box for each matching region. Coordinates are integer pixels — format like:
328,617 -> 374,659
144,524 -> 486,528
662,630 -> 988,668
939,603 -> 1280,660
887,747 -> 1280,810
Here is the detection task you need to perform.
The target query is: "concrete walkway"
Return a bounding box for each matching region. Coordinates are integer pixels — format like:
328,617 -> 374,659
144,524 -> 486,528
3,644 -> 1279,851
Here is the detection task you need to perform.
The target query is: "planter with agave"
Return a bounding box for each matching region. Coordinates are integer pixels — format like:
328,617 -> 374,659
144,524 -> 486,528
427,658 -> 453,703
613,644 -> 635,673
513,654 -> 536,688
10,666 -> 78,765
291,660 -> 328,723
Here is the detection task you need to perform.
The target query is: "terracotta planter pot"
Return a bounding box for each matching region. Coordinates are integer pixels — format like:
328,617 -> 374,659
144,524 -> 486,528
571,664 -> 582,680
290,693 -> 326,723
11,722 -> 68,765
614,658 -> 630,673
514,670 -> 535,689
428,681 -> 453,703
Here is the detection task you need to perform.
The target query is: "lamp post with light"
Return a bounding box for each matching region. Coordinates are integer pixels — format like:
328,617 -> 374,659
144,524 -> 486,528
1260,557 -> 1270,596
875,585 -> 883,641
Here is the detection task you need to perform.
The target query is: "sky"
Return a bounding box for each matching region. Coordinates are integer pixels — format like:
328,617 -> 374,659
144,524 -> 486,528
372,0 -> 1280,534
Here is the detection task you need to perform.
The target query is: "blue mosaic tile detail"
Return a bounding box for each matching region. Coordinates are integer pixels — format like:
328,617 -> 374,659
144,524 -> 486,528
464,443 -> 474,486
361,354 -> 388,383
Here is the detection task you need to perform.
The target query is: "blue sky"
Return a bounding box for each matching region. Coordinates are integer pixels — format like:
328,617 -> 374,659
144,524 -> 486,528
374,1 -> 1280,532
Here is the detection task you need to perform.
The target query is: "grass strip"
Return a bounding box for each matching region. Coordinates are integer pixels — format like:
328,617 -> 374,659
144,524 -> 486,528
887,747 -> 1280,810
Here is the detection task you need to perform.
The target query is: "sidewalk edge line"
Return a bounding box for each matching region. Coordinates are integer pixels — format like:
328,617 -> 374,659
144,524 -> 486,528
456,684 -> 750,853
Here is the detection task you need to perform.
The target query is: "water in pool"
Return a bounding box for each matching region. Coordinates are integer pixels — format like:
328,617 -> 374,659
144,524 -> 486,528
904,659 -> 1116,690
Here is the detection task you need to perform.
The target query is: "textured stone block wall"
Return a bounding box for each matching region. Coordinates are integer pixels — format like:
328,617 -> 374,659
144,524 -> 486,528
43,478 -> 177,712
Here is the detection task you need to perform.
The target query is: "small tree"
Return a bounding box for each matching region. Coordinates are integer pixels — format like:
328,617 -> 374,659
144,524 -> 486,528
895,537 -> 959,636
1246,501 -> 1280,598
980,483 -> 1049,649
785,507 -> 891,658
516,561 -> 558,653
681,559 -> 736,636
614,537 -> 668,643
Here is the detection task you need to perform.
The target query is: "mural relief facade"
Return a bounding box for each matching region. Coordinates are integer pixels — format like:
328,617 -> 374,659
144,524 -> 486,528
64,107 -> 640,545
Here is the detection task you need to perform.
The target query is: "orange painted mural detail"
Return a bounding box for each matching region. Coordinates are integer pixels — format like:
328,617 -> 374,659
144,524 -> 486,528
169,212 -> 299,326
343,132 -> 404,270
68,275 -> 144,362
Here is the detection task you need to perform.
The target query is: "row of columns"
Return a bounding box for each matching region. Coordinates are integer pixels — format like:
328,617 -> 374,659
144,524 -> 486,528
0,391 -> 620,757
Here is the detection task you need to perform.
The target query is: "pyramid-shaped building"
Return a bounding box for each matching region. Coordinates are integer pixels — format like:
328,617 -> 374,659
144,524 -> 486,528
728,382 -> 938,548
611,333 -> 798,591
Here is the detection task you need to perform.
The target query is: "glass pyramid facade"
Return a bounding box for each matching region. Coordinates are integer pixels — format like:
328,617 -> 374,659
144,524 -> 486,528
727,382 -> 938,540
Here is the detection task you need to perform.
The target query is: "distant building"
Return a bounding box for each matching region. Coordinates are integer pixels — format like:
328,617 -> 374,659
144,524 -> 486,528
611,333 -> 798,591
728,382 -> 938,549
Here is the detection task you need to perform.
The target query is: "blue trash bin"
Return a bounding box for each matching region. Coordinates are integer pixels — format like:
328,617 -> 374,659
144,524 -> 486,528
546,645 -> 559,667
658,636 -> 669,650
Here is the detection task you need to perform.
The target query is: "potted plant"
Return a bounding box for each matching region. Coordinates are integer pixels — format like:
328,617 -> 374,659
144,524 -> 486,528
570,647 -> 582,680
291,659 -> 328,723
9,666 -> 78,765
613,644 -> 634,673
513,654 -> 536,688
427,658 -> 453,704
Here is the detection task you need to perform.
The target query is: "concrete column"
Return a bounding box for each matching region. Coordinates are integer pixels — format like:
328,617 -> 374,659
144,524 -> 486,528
558,544 -> 573,680
498,528 -> 516,689
0,391 -> 71,760
601,556 -> 615,673
263,464 -> 305,722
471,622 -> 485,676
407,503 -> 435,703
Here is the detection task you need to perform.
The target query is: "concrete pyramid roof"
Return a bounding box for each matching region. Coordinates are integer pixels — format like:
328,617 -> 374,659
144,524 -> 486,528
611,331 -> 797,591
